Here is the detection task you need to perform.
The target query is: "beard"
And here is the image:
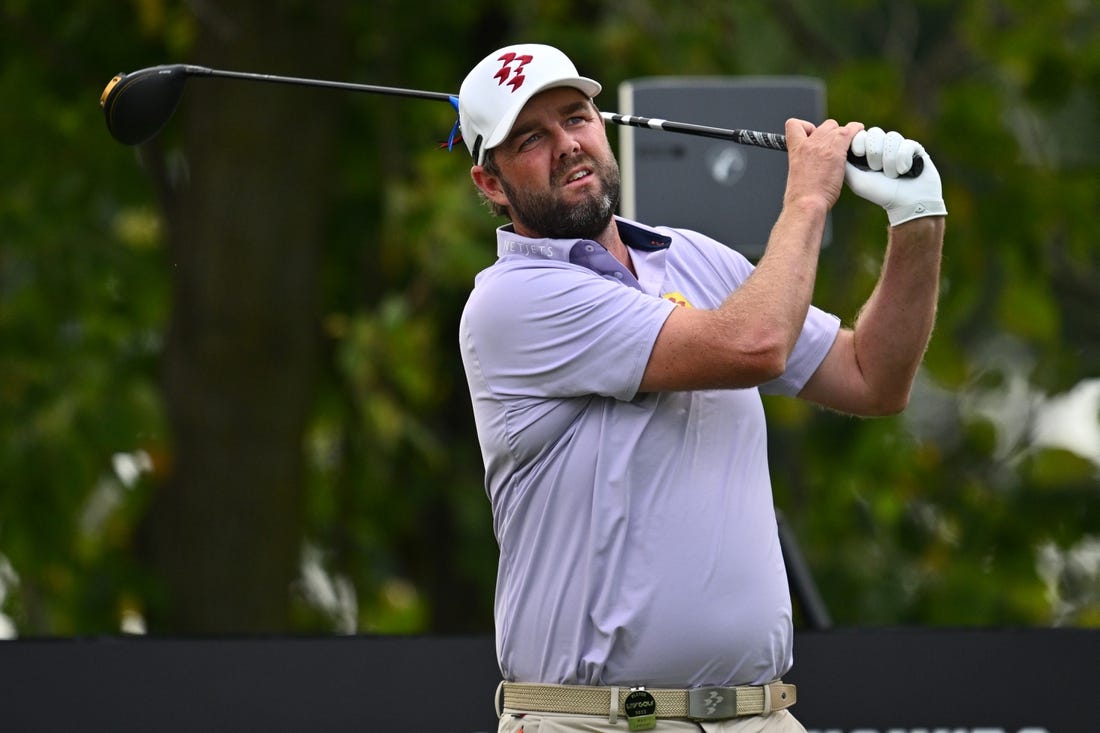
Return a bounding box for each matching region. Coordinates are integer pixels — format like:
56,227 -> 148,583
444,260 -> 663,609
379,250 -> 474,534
500,153 -> 622,240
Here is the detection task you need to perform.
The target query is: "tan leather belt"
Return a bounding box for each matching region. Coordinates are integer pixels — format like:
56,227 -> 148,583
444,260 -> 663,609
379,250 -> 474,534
500,680 -> 796,721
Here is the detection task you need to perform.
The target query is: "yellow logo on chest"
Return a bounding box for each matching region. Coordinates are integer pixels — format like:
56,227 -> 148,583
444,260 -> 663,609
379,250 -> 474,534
662,291 -> 694,308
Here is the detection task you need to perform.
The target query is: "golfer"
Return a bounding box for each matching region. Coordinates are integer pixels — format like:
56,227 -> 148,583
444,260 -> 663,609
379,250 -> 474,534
457,43 -> 946,732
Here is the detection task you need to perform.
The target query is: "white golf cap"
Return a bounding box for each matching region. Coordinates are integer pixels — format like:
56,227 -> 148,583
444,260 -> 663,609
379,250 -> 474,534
459,43 -> 601,165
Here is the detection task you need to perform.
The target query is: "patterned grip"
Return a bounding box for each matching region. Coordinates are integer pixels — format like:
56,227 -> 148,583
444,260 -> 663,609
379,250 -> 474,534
734,129 -> 787,151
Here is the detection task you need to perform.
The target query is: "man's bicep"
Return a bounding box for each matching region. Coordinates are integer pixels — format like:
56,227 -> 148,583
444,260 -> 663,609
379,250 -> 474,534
639,305 -> 784,393
796,328 -> 874,414
638,306 -> 702,392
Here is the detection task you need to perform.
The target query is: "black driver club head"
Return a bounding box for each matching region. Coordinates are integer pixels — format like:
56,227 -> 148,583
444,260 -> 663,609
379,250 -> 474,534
100,64 -> 189,145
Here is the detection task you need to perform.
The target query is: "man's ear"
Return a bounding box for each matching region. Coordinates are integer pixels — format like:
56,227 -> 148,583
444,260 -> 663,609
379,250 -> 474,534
471,166 -> 510,208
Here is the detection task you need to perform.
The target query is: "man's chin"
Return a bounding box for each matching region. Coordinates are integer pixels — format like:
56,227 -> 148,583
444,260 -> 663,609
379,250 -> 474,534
509,185 -> 619,240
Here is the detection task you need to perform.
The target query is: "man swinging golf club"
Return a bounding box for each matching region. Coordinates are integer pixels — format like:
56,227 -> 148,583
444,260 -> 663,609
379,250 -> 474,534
457,43 -> 946,732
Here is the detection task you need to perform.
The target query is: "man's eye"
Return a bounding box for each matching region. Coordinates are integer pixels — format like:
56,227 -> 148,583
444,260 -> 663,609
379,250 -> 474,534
519,133 -> 540,149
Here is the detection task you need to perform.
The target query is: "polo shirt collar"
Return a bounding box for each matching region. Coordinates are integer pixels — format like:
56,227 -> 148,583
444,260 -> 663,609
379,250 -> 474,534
495,216 -> 671,261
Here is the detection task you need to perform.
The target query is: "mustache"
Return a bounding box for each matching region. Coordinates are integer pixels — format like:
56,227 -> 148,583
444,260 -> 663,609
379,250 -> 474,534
551,154 -> 600,186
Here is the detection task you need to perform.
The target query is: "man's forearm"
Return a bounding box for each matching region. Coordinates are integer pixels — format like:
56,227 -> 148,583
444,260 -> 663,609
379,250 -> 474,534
851,216 -> 946,410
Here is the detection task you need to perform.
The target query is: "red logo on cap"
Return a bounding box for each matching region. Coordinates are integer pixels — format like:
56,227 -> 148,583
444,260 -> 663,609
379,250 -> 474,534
493,52 -> 534,93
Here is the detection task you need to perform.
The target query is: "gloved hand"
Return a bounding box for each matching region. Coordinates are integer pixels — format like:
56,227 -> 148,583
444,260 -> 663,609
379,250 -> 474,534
845,127 -> 947,226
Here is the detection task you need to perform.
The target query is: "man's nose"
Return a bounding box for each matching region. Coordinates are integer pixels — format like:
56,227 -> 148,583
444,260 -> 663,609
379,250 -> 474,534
551,127 -> 581,158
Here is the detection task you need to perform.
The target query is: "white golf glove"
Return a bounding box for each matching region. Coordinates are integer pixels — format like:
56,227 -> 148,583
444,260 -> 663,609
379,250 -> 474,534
845,127 -> 947,226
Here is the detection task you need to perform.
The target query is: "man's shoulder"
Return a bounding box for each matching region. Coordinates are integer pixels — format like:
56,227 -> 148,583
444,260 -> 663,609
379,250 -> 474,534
475,251 -> 583,285
466,255 -> 593,315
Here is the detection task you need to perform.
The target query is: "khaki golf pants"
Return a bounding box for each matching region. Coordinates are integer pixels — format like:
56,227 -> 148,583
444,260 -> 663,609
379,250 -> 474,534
497,709 -> 807,732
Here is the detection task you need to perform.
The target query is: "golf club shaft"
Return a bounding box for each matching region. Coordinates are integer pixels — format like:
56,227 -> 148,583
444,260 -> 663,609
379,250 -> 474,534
156,65 -> 784,150
188,67 -> 787,150
101,63 -> 924,175
180,65 -> 457,104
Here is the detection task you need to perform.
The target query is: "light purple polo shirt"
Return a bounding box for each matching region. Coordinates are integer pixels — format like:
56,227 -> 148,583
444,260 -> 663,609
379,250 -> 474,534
459,216 -> 840,688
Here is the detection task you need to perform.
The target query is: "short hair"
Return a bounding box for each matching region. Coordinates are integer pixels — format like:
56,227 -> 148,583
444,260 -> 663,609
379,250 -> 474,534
478,148 -> 509,218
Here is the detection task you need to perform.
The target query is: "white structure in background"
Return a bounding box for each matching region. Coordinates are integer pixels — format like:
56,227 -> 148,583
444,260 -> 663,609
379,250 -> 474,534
1032,378 -> 1100,465
957,359 -> 1100,624
0,554 -> 17,639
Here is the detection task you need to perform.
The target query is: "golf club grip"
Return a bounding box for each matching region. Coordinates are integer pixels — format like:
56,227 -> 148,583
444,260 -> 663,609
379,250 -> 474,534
847,150 -> 924,177
602,112 -> 923,178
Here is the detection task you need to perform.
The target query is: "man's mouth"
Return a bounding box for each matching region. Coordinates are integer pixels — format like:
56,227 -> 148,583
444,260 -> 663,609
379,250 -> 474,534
563,168 -> 593,185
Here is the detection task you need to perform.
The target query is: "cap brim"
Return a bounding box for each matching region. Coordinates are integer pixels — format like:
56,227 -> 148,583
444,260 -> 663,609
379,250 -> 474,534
481,77 -> 602,156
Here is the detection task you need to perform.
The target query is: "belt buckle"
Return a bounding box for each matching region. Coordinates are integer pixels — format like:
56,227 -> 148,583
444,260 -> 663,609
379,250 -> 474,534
687,686 -> 737,720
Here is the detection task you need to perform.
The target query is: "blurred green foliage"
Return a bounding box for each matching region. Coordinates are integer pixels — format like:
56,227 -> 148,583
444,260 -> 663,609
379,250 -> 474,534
1,0 -> 1097,636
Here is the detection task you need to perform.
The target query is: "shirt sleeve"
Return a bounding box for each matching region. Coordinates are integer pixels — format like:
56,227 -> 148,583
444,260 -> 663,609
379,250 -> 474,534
759,305 -> 841,396
659,226 -> 842,397
463,259 -> 678,402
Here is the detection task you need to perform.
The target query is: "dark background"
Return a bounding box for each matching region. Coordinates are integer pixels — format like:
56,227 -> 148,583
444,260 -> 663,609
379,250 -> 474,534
2,629 -> 1092,732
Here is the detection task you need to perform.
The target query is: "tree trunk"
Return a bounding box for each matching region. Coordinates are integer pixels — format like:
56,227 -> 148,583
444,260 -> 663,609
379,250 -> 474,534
142,1 -> 350,632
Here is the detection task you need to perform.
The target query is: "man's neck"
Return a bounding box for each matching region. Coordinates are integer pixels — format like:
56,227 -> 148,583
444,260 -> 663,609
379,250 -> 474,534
592,219 -> 634,275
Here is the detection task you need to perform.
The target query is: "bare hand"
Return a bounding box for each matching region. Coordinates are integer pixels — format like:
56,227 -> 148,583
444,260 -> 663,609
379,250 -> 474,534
783,118 -> 864,212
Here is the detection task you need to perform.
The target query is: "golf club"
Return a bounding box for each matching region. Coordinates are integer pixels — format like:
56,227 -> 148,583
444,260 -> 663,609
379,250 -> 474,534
99,63 -> 922,176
